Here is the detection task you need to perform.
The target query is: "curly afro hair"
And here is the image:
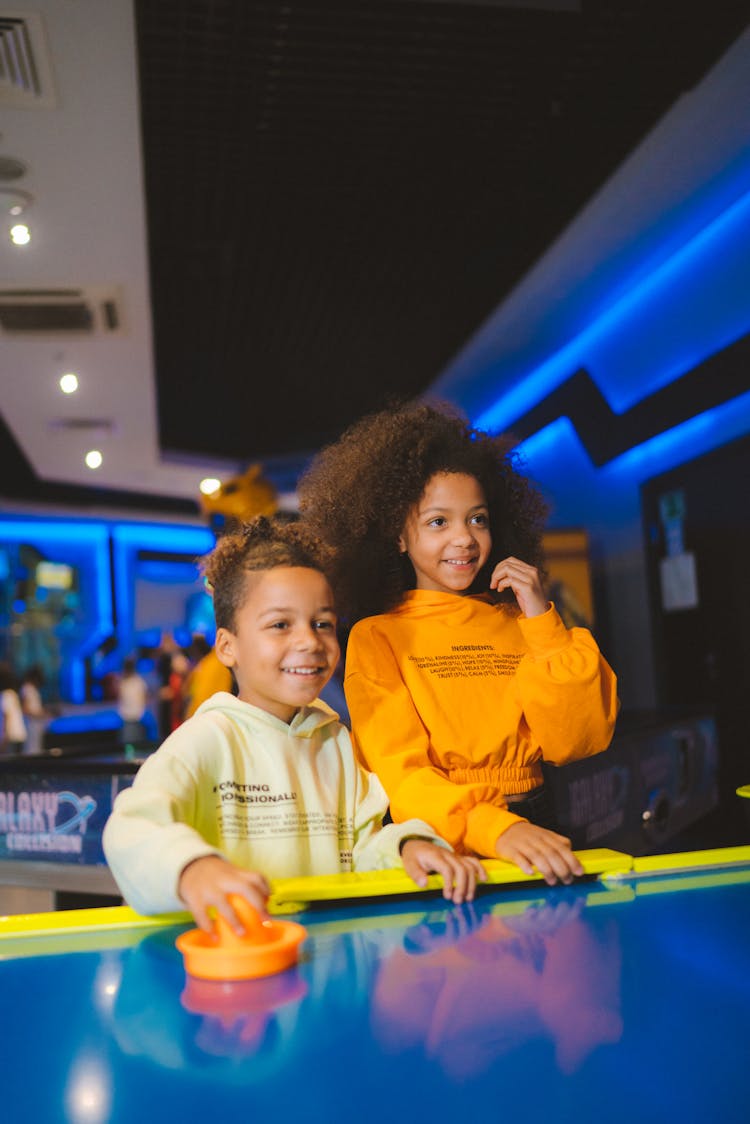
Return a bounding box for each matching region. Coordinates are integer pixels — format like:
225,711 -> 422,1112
298,399 -> 549,624
201,515 -> 333,632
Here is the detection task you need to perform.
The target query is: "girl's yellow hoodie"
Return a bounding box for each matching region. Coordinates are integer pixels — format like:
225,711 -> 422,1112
345,591 -> 618,857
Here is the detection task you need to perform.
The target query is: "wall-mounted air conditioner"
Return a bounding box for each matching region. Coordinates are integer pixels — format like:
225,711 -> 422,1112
0,286 -> 125,335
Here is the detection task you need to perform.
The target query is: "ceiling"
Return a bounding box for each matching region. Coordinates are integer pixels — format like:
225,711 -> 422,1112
2,0 -> 749,516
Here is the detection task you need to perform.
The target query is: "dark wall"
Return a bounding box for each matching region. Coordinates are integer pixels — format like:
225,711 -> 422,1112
641,433 -> 750,842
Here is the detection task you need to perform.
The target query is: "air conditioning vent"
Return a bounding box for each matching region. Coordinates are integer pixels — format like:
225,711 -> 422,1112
0,11 -> 58,108
0,299 -> 92,332
0,286 -> 124,335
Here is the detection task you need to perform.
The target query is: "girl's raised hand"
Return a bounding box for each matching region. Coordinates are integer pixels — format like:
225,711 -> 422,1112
489,556 -> 548,617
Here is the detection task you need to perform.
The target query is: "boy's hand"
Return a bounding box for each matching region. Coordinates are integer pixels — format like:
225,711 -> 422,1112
495,821 -> 584,885
489,556 -> 548,617
178,854 -> 270,934
401,840 -> 487,904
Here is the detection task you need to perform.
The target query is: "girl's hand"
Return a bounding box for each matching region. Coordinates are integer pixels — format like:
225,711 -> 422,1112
489,556 -> 549,617
495,821 -> 584,885
401,840 -> 487,904
178,854 -> 271,933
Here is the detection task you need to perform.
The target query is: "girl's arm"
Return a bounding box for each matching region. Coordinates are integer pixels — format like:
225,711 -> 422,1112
514,607 -> 619,766
346,652 -> 526,858
491,556 -> 619,764
349,757 -> 485,903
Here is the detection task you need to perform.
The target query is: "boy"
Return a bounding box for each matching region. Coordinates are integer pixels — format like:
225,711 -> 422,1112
103,517 -> 484,932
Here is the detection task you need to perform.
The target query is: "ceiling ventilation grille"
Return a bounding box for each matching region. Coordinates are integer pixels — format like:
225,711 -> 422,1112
0,286 -> 124,335
0,11 -> 58,108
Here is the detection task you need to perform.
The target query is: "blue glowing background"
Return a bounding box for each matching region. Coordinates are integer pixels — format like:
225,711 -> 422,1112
475,185 -> 750,439
0,517 -> 215,703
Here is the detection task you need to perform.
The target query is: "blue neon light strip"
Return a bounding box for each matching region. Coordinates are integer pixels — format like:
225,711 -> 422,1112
516,390 -> 750,484
110,523 -> 216,553
475,186 -> 750,434
603,387 -> 750,478
514,417 -> 576,465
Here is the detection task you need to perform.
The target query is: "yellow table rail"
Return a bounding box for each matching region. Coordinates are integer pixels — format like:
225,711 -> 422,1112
2,846 -> 748,944
613,844 -> 750,877
270,847 -> 632,910
0,849 -> 628,941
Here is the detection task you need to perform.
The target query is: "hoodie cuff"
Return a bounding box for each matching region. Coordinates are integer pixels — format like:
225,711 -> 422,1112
398,833 -> 452,855
395,819 -> 453,853
517,602 -> 571,658
463,802 -> 525,857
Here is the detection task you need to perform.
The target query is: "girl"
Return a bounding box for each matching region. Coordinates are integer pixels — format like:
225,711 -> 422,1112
299,400 -> 619,884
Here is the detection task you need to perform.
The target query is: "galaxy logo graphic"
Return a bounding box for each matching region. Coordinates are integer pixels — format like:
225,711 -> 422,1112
0,789 -> 97,856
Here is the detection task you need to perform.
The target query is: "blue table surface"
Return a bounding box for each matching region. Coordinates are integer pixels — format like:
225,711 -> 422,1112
2,866 -> 749,1124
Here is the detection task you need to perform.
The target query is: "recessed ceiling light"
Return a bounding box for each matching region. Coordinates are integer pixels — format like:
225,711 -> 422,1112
85,449 -> 103,469
59,372 -> 79,394
199,477 -> 221,496
9,223 -> 31,245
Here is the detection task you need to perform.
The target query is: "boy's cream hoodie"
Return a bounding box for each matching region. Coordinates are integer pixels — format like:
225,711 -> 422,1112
103,692 -> 445,915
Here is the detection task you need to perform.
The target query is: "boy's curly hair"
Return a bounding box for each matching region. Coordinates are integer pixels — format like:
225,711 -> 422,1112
201,515 -> 332,631
298,399 -> 549,624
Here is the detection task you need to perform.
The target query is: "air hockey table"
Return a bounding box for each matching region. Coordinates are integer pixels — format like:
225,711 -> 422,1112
1,846 -> 748,1124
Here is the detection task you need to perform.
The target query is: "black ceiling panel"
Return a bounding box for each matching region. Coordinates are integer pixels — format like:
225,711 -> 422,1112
134,0 -> 749,469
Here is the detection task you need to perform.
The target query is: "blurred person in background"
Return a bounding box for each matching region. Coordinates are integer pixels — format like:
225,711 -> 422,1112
0,663 -> 27,754
19,665 -> 49,754
183,634 -> 234,719
155,633 -> 179,738
117,656 -> 150,746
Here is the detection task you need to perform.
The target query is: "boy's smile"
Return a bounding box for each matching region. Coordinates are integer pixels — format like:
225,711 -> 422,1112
398,472 -> 492,595
215,566 -> 339,723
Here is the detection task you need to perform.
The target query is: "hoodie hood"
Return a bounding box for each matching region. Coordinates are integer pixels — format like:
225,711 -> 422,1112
194,690 -> 340,738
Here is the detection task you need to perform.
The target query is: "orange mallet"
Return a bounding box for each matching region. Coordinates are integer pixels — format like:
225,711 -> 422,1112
176,894 -> 307,981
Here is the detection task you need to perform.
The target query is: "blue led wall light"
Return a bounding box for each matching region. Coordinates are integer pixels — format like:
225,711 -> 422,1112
0,517 -> 216,703
475,184 -> 750,467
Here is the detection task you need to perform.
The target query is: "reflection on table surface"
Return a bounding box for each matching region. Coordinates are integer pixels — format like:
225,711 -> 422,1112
2,868 -> 750,1123
371,896 -> 622,1079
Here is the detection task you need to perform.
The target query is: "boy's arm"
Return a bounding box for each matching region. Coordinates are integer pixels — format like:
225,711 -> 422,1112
102,749 -> 222,916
